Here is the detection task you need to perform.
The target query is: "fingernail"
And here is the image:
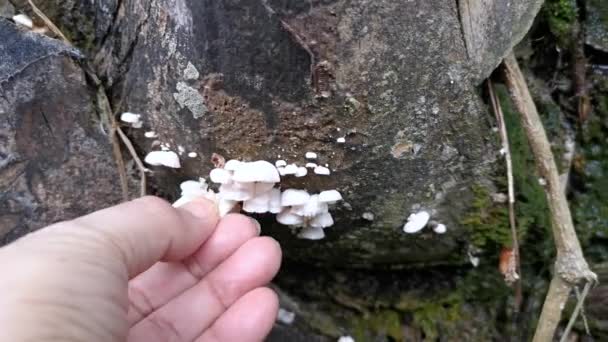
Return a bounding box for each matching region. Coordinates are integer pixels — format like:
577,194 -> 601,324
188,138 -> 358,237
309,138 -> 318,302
250,218 -> 261,235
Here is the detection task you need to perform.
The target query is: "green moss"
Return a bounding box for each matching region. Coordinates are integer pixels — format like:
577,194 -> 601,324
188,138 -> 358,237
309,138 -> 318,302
571,77 -> 608,262
352,310 -> 403,342
462,86 -> 551,255
461,185 -> 511,249
543,0 -> 578,45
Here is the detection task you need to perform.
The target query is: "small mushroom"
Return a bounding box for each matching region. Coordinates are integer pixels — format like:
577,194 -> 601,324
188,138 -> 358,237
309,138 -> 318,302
277,210 -> 304,225
275,160 -> 287,167
282,164 -> 299,175
12,14 -> 33,28
295,167 -> 308,177
314,166 -> 331,175
305,152 -> 318,159
297,227 -> 325,240
144,151 -> 181,168
403,211 -> 430,233
218,182 -> 255,201
433,223 -> 447,234
319,190 -> 342,203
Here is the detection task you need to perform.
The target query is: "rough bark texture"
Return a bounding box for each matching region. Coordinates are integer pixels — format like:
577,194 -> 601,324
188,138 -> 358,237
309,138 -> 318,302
0,19 -> 123,243
458,0 -> 544,83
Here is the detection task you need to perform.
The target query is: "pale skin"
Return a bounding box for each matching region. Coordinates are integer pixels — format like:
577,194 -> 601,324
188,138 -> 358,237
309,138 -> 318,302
0,196 -> 282,341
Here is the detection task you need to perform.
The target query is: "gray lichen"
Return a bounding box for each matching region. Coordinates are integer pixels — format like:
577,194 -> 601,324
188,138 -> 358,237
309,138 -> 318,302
173,81 -> 207,119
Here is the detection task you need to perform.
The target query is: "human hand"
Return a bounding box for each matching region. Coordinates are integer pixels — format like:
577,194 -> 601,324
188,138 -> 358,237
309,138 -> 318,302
0,196 -> 282,341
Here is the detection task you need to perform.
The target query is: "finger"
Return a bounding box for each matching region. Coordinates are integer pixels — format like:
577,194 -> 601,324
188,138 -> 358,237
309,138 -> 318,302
127,214 -> 260,325
127,237 -> 281,342
195,287 -> 278,342
72,196 -> 220,278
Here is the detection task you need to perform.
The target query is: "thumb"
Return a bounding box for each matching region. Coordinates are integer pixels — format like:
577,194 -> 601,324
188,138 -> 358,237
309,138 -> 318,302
23,196 -> 220,279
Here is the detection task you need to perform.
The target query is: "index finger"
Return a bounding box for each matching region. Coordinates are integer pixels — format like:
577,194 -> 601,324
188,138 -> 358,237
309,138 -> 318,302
73,196 -> 220,278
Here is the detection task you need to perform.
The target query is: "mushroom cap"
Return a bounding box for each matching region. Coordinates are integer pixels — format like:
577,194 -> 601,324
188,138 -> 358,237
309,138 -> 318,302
305,163 -> 318,168
281,189 -> 310,206
12,14 -> 33,28
313,166 -> 331,175
295,167 -> 308,177
433,223 -> 447,234
218,182 -> 255,201
310,212 -> 334,228
282,164 -> 299,175
268,188 -> 282,214
275,160 -> 287,167
180,180 -> 208,195
319,190 -> 342,203
297,227 -> 325,240
277,210 -> 304,225
305,152 -> 318,159
209,168 -> 232,184
144,151 -> 181,168
233,160 -> 281,183
403,211 -> 430,233
291,195 -> 328,218
120,112 -> 141,124
243,191 -> 271,213
224,159 -> 242,171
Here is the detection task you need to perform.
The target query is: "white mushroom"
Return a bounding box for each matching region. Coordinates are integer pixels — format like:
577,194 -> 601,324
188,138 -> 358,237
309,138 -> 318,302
233,160 -> 280,183
310,212 -> 334,228
313,166 -> 331,175
275,160 -> 287,167
281,189 -> 310,206
12,14 -> 33,28
120,112 -> 143,128
188,152 -> 198,158
277,210 -> 304,225
210,168 -> 232,184
305,162 -> 318,168
218,182 -> 255,201
337,137 -> 346,143
295,167 -> 308,177
433,223 -> 447,234
282,163 -> 299,175
297,227 -> 325,240
291,195 -> 328,218
403,211 -> 430,233
319,190 -> 342,203
144,151 -> 181,168
144,131 -> 157,138
305,152 -> 318,159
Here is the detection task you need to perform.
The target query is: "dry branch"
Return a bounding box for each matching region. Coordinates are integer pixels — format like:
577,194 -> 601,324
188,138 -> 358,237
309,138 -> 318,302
487,81 -> 522,310
502,53 -> 596,342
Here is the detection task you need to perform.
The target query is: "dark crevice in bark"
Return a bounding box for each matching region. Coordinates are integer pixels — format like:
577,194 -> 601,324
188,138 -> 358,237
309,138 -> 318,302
97,0 -> 124,51
454,0 -> 470,59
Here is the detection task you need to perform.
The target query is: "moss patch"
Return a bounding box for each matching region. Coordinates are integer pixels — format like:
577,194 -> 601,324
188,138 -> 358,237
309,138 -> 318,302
543,0 -> 578,46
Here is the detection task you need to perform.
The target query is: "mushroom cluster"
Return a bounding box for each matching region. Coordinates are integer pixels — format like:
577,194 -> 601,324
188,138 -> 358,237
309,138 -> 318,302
173,159 -> 343,240
209,160 -> 281,216
277,189 -> 342,240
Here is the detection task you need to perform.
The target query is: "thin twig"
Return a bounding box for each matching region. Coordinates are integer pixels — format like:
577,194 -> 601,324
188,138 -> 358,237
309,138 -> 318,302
27,0 -> 70,44
559,282 -> 591,342
487,81 -> 522,310
574,286 -> 591,336
502,53 -> 597,342
115,126 -> 147,197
